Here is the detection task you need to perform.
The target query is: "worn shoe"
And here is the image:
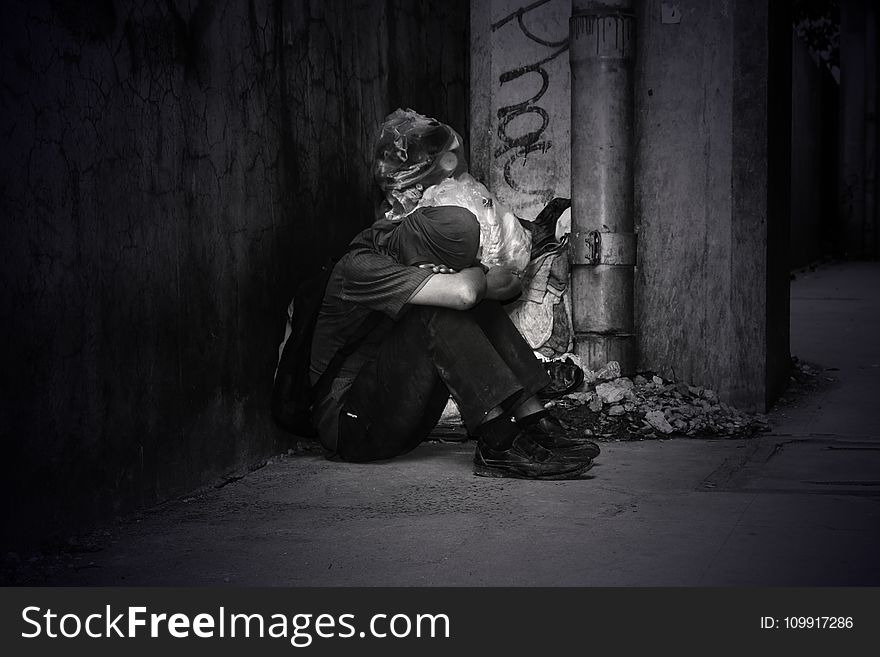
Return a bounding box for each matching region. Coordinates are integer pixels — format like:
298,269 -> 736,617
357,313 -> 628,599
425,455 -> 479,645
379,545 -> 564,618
473,433 -> 593,480
521,412 -> 601,460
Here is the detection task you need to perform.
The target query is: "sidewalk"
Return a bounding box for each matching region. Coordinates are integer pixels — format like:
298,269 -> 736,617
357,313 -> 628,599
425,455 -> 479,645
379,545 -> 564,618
14,262 -> 880,586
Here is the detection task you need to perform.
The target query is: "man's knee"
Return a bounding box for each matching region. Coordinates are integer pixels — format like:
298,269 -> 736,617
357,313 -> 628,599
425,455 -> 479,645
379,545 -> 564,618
406,302 -> 485,329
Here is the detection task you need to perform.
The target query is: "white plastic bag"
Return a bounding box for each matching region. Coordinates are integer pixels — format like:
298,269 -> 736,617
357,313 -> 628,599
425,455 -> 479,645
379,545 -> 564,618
418,173 -> 532,275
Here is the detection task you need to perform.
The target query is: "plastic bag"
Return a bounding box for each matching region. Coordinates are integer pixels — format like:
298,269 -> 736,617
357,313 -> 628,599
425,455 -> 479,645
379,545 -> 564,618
372,108 -> 468,219
418,173 -> 532,275
371,108 -> 532,274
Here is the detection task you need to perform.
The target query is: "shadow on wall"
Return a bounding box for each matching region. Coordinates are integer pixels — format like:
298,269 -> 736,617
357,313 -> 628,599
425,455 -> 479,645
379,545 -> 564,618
790,10 -> 839,268
0,0 -> 468,552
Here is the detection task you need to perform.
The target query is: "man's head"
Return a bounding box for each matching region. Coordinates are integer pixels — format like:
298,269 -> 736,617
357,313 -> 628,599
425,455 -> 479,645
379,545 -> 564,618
389,206 -> 480,271
372,109 -> 469,220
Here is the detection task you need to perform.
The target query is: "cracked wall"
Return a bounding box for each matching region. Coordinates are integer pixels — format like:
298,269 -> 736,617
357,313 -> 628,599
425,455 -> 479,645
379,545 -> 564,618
0,0 -> 468,550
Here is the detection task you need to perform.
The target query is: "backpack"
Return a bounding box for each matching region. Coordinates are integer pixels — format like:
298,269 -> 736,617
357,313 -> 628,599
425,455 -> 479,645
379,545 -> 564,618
272,262 -> 333,437
271,260 -> 379,437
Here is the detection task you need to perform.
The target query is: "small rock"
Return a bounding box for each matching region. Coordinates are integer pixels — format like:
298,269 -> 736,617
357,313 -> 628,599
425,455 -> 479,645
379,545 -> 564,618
596,382 -> 627,404
588,398 -> 603,413
596,361 -> 621,381
645,409 -> 674,434
565,391 -> 593,404
608,404 -> 625,416
652,375 -> 664,386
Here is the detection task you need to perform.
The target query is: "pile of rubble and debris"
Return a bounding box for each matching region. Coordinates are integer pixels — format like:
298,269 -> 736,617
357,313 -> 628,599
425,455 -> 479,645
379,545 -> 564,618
433,356 -> 773,442
545,358 -> 771,441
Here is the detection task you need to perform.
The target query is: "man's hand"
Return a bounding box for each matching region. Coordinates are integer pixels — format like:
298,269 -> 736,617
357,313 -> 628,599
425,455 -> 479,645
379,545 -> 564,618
418,263 -> 457,275
484,266 -> 522,302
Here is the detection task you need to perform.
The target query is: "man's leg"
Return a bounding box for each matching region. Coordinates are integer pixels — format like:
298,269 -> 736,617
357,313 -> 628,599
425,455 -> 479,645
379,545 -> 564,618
336,304 -> 534,462
335,304 -> 593,478
467,300 -> 548,392
469,300 -> 601,459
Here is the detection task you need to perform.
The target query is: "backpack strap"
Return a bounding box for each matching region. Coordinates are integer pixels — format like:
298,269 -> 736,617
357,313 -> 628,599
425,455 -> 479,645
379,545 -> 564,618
312,311 -> 384,402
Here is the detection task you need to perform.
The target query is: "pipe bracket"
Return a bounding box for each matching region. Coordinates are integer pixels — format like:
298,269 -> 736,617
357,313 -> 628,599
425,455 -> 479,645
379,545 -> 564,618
571,230 -> 636,265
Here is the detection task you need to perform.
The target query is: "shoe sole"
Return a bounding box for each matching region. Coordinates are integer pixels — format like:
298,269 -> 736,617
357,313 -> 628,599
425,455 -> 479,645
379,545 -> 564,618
550,447 -> 601,460
473,459 -> 594,480
527,441 -> 601,460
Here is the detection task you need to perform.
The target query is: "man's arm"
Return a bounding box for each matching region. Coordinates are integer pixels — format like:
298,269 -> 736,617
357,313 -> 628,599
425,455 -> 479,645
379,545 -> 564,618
408,266 -> 487,310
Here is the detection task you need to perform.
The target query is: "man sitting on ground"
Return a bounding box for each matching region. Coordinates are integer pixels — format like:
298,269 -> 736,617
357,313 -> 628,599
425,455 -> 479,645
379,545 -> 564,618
309,203 -> 599,479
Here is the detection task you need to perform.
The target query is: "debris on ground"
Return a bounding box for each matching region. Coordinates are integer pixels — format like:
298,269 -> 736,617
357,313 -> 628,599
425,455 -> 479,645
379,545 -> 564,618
775,356 -> 837,402
285,440 -> 324,456
544,361 -> 772,442
430,358 -> 775,443
767,355 -> 838,418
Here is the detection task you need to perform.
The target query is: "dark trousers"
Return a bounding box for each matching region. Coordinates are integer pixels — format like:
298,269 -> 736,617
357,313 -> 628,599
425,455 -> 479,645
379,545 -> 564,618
335,300 -> 550,462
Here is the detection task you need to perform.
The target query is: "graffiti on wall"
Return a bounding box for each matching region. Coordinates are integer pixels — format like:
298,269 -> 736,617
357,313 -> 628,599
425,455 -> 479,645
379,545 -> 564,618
492,0 -> 569,210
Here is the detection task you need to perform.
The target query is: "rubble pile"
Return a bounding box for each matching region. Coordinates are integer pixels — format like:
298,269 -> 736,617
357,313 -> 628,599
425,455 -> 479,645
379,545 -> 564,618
432,358 -> 774,442
548,362 -> 771,441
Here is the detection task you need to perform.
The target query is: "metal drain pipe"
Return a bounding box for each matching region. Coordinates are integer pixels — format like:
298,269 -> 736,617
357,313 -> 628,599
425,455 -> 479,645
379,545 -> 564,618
569,0 -> 637,375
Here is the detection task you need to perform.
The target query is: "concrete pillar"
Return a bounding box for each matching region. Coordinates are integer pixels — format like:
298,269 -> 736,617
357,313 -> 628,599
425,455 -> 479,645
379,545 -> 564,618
569,0 -> 636,374
633,0 -> 781,412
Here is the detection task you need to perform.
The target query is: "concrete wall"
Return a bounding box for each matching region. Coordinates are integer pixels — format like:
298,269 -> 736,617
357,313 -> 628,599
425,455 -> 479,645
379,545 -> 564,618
471,0 -> 571,220
472,0 -> 789,411
839,0 -> 879,258
0,0 -> 468,550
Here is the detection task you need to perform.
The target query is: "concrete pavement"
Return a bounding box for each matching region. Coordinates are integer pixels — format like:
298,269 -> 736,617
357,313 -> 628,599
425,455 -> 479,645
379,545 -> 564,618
12,261 -> 880,586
